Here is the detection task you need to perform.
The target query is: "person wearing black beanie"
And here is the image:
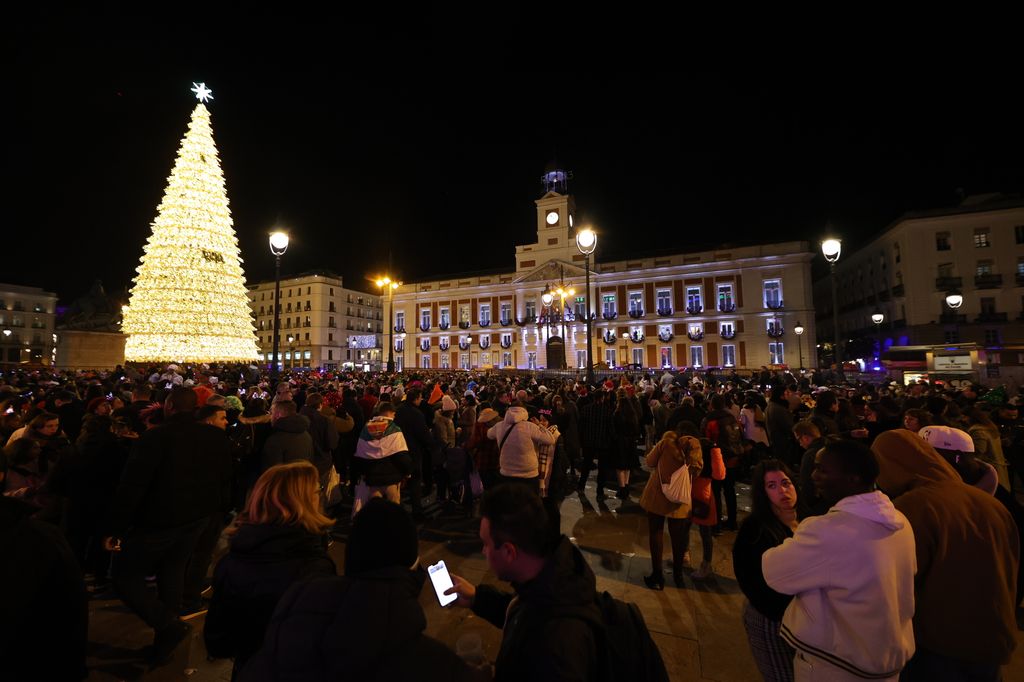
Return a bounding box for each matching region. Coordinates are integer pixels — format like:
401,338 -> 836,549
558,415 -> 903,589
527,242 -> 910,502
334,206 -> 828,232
346,498 -> 419,575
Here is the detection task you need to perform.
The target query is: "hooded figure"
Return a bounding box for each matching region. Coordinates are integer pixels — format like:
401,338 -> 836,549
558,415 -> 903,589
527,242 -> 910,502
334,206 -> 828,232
872,430 -> 1019,676
487,406 -> 555,482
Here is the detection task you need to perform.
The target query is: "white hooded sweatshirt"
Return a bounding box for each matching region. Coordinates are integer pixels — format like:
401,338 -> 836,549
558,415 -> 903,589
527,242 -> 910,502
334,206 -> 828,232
487,406 -> 555,479
763,491 -> 916,678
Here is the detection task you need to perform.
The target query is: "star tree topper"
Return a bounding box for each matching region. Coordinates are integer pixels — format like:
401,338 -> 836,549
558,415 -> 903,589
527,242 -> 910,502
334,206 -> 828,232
191,82 -> 214,103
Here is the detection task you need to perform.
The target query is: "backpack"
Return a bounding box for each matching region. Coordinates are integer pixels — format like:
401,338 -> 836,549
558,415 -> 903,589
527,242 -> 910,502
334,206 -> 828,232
593,591 -> 670,682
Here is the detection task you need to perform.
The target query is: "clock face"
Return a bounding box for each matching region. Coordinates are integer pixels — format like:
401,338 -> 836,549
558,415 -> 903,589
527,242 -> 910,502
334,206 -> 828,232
546,210 -> 559,225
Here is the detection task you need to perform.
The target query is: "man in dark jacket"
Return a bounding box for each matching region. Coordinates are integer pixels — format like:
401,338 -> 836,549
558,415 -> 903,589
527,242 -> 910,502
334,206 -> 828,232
446,485 -> 603,681
105,387 -> 233,666
239,499 -> 479,682
261,400 -> 314,472
0,454 -> 88,681
394,388 -> 439,516
766,384 -> 797,468
299,392 -> 339,480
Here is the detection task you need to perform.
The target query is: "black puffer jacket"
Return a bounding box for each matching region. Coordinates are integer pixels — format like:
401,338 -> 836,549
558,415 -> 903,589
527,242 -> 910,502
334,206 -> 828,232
472,535 -> 602,682
239,567 -> 477,682
204,523 -> 335,673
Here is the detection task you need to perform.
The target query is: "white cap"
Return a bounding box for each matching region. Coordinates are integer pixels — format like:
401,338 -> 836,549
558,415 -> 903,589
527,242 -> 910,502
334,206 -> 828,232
919,425 -> 974,453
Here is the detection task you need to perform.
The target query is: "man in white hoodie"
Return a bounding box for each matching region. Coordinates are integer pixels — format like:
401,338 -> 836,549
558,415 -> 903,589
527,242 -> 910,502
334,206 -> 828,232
763,439 -> 916,681
487,405 -> 555,494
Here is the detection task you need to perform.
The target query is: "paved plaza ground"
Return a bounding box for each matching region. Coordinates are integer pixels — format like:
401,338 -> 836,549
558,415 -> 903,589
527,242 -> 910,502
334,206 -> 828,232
86,470 -> 1024,681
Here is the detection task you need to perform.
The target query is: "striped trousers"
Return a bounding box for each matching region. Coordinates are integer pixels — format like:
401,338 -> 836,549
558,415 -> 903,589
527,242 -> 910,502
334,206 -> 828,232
743,601 -> 795,682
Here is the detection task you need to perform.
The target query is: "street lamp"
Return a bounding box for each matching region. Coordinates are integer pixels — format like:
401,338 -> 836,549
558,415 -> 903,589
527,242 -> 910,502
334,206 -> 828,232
269,230 -> 290,380
541,274 -> 575,370
376,276 -> 401,373
575,227 -> 597,385
794,321 -> 804,372
287,334 -> 295,370
945,290 -> 964,343
871,309 -> 884,368
821,237 -> 842,375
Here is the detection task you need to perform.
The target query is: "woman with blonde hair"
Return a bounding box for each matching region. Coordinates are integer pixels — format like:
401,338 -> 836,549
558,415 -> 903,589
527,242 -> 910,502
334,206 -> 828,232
205,461 -> 336,680
639,427 -> 703,589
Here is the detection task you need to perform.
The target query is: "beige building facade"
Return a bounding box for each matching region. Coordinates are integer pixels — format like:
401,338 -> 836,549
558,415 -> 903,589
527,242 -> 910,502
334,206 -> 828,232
0,283 -> 58,367
390,176 -> 816,373
248,271 -> 383,371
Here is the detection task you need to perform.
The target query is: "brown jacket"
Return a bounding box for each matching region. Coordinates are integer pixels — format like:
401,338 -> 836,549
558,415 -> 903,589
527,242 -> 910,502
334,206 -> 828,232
872,430 -> 1019,665
639,432 -> 702,519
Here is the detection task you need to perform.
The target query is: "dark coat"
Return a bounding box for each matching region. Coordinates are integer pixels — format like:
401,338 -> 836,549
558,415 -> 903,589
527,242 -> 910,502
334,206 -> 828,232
732,515 -> 794,622
239,567 -> 478,682
0,496 -> 88,681
107,413 -> 233,536
261,414 -> 315,472
394,402 -> 438,471
472,536 -> 601,682
205,523 -> 335,672
299,405 -> 339,476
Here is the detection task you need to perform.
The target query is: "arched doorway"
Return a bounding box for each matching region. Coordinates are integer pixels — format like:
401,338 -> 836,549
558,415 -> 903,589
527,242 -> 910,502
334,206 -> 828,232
546,336 -> 565,370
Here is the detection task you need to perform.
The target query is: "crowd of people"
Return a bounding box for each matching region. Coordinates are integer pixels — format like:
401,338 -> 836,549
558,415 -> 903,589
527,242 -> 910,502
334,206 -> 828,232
1,361 -> 1022,680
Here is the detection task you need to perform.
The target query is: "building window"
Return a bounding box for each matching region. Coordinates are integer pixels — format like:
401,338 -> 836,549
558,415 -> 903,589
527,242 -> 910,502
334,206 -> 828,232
984,329 -> 1001,345
480,304 -> 491,325
1017,257 -> 1024,276
767,318 -> 783,335
420,309 -> 431,329
395,311 -> 405,329
628,292 -> 643,314
936,232 -> 951,251
980,297 -> 996,315
722,344 -> 736,367
328,350 -> 333,360
441,353 -> 450,369
500,302 -> 512,324
481,352 -> 491,366
329,302 -> 336,312
893,243 -> 901,263
574,297 -> 586,319
395,338 -> 404,352
763,280 -> 782,307
440,307 -> 450,327
329,316 -> 335,327
686,287 -> 702,311
459,305 -> 471,324
602,294 -> 617,316
632,347 -> 644,366
937,262 -> 954,279
421,355 -> 431,369
717,284 -> 734,310
524,301 -> 536,319
527,352 -> 537,370
501,333 -> 511,346
977,260 -> 994,276
660,347 -> 673,368
944,330 -> 959,343
605,349 -> 616,367
1016,225 -> 1024,245
503,352 -> 513,368
328,333 -> 333,342
720,321 -> 735,337
690,345 -> 704,368
974,227 -> 991,248
769,342 -> 785,365
577,350 -> 587,369
657,290 -> 671,312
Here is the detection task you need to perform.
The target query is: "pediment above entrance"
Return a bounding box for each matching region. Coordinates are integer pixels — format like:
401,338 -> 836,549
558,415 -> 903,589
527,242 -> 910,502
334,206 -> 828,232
512,259 -> 588,284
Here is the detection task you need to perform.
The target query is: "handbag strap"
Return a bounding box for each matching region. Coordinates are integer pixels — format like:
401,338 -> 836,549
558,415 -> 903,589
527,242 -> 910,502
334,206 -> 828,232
498,421 -> 520,454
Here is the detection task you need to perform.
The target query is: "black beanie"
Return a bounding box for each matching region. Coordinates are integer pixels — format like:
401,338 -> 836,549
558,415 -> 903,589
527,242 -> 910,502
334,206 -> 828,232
345,498 -> 419,576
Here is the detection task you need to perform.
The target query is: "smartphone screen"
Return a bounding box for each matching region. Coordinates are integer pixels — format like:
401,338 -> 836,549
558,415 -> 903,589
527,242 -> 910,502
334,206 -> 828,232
427,560 -> 458,607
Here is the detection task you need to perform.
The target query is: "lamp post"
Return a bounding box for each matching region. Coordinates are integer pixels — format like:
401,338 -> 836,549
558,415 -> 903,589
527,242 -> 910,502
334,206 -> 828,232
269,230 -> 290,380
287,334 -> 295,370
376,276 -> 400,373
821,237 -> 842,375
576,227 -> 597,385
945,290 -> 964,343
794,321 -> 804,372
541,273 -> 575,370
871,309 -> 884,368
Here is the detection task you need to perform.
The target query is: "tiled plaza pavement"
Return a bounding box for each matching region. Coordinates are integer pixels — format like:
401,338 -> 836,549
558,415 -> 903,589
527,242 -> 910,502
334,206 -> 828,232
86,470 -> 1024,681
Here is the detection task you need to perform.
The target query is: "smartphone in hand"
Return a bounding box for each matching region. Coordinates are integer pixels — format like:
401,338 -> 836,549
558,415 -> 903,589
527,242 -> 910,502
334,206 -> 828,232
427,560 -> 458,607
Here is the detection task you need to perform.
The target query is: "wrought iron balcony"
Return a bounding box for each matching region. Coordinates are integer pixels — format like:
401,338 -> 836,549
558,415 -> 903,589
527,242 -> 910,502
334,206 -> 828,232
500,338 -> 512,349
658,331 -> 673,342
720,329 -> 736,340
767,326 -> 785,338
629,332 -> 645,343
935,276 -> 962,290
439,341 -> 450,351
438,322 -> 450,330
656,307 -> 673,317
940,312 -> 967,324
458,321 -> 471,329
765,299 -> 784,311
974,274 -> 1003,289
975,312 -> 1008,323
718,302 -> 736,313
602,331 -> 617,344
628,308 -> 645,319
687,331 -> 704,341
419,341 -> 430,351
602,311 -> 619,321
479,337 -> 491,348
499,317 -> 512,327
685,303 -> 703,315
478,320 -> 491,327
394,326 -> 406,334
458,340 -> 470,350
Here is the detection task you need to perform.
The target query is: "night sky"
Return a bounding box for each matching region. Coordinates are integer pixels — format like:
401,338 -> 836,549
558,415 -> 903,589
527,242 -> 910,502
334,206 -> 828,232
8,14 -> 1023,305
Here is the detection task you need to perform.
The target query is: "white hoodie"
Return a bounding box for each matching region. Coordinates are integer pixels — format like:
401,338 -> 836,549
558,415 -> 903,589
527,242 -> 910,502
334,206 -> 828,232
762,491 -> 916,678
487,406 -> 555,479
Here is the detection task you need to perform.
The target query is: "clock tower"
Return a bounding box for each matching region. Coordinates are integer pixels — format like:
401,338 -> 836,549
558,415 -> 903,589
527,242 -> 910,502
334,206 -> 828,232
516,161 -> 577,271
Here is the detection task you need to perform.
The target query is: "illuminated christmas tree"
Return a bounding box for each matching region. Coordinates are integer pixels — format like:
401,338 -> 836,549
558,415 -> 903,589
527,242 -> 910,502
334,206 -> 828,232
123,83 -> 260,363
